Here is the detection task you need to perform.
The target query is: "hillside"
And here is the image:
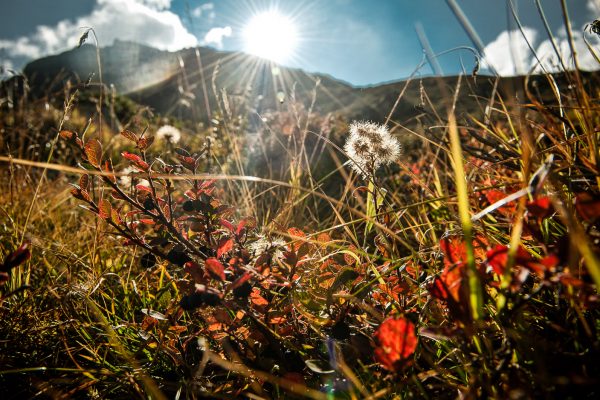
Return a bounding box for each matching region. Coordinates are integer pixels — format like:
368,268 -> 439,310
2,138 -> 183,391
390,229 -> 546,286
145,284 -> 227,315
22,40 -> 600,129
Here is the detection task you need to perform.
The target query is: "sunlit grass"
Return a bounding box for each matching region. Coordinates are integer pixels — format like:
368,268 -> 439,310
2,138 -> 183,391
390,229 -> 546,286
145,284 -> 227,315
2,6 -> 600,398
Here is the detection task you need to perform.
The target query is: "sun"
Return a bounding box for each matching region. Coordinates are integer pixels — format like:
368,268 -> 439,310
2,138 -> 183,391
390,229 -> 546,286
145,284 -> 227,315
242,10 -> 298,64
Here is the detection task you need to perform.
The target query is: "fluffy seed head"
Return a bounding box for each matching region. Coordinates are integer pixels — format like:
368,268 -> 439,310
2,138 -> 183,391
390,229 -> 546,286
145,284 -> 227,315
119,166 -> 149,187
344,121 -> 401,177
248,235 -> 286,260
156,125 -> 182,144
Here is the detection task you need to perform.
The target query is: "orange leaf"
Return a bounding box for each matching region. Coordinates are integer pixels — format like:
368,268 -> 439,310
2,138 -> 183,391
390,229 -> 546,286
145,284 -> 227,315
120,129 -> 138,142
79,174 -> 89,191
85,139 -> 102,168
268,316 -> 286,324
98,199 -> 111,219
137,136 -> 155,150
374,318 -> 417,371
250,288 -> 269,311
111,208 -> 122,225
59,129 -> 76,140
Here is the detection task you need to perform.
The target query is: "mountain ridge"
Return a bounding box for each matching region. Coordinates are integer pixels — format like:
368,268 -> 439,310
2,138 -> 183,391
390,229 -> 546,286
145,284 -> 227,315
19,40 -> 600,127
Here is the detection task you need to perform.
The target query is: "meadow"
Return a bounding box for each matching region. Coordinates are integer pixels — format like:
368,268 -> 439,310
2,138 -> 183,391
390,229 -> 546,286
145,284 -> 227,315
2,19 -> 600,400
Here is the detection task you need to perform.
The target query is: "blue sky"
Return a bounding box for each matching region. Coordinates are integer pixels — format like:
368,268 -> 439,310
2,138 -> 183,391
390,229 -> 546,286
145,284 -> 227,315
0,0 -> 597,85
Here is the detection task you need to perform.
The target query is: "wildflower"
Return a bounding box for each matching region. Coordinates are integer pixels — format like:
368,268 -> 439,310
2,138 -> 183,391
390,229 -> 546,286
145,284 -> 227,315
156,125 -> 182,144
344,121 -> 400,177
374,317 -> 417,371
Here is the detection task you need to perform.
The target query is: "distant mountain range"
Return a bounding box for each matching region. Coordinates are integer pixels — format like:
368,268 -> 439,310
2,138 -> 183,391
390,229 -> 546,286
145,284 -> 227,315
19,40 -> 600,128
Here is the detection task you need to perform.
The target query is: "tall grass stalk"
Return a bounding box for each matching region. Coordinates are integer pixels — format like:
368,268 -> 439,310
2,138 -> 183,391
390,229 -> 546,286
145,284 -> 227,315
448,112 -> 483,320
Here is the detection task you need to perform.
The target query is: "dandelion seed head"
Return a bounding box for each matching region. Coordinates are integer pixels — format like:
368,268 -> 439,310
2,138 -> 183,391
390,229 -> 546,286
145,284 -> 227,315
248,235 -> 286,260
344,121 -> 401,177
156,125 -> 182,144
119,166 -> 149,187
119,166 -> 137,187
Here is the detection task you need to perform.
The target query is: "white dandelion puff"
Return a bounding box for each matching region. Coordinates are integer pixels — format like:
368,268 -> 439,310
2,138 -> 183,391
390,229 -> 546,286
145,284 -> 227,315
344,121 -> 401,177
156,125 -> 182,144
248,235 -> 286,260
119,166 -> 149,187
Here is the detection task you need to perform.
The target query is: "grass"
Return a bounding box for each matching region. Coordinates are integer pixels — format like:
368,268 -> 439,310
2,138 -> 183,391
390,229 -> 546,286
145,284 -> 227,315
2,12 -> 600,400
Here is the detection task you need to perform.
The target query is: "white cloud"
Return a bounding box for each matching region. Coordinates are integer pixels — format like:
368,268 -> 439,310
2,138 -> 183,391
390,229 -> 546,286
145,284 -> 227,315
536,31 -> 600,73
134,0 -> 172,11
0,0 -> 197,68
191,3 -> 214,18
483,27 -> 538,75
483,9 -> 600,76
1,59 -> 15,76
203,26 -> 232,48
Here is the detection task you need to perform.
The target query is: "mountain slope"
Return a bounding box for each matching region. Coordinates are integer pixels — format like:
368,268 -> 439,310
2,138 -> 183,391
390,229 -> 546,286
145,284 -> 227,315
22,41 -> 600,129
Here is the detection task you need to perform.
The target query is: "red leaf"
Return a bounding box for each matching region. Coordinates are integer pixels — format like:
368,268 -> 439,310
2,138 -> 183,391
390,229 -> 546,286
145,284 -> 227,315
220,219 -> 235,232
575,193 -> 600,221
486,245 -> 550,276
135,184 -> 152,193
282,372 -> 305,385
184,261 -> 206,284
205,258 -> 226,281
440,237 -> 467,268
484,189 -> 517,216
437,238 -> 468,302
178,155 -> 197,170
539,254 -> 559,273
103,160 -> 117,184
429,277 -> 451,301
217,238 -> 234,258
200,180 -> 215,189
229,272 -> 252,291
122,151 -> 149,171
184,190 -> 197,200
374,318 -> 418,371
236,220 -> 247,236
1,242 -> 31,272
486,245 -> 509,275
287,227 -> 306,252
526,196 -> 553,218
287,227 -> 306,240
71,188 -> 91,202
